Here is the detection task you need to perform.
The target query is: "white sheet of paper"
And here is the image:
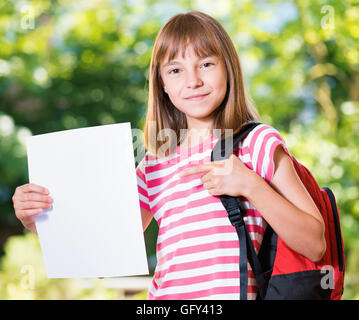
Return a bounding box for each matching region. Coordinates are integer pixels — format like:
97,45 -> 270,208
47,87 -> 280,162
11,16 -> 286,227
26,122 -> 149,279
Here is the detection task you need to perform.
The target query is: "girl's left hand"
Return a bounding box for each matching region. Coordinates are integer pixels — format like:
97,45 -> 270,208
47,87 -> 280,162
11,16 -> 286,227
178,154 -> 260,198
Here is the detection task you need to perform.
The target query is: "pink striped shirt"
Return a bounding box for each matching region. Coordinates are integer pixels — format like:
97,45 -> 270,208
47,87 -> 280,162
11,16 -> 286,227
136,124 -> 288,300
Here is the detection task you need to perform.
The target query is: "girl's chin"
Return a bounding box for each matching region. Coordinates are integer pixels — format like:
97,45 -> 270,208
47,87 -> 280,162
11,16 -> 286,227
185,112 -> 217,122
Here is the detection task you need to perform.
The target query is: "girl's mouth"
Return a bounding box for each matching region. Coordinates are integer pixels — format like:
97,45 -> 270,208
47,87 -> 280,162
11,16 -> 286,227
185,93 -> 210,101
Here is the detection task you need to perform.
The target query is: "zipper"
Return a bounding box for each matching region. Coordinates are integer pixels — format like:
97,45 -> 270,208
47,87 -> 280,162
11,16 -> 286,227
323,186 -> 344,272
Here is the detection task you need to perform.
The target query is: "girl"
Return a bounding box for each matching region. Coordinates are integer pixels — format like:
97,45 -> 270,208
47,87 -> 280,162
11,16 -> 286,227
12,11 -> 326,300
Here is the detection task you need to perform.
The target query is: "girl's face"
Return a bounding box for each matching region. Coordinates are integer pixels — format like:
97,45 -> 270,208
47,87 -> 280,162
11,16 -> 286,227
160,46 -> 227,130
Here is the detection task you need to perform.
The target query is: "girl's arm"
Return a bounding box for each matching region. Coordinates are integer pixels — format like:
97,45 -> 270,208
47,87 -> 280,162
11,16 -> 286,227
245,145 -> 326,262
141,207 -> 153,232
179,141 -> 326,262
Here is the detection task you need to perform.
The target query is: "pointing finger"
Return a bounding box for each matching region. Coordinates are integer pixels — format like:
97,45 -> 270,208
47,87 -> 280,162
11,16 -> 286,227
179,163 -> 213,177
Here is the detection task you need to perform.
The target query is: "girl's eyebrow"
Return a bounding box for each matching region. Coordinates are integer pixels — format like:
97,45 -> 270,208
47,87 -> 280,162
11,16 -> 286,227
162,55 -> 217,69
162,60 -> 181,68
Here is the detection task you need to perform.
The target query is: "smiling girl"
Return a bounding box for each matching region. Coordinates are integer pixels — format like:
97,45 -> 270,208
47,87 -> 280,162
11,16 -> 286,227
137,11 -> 325,300
12,11 -> 326,300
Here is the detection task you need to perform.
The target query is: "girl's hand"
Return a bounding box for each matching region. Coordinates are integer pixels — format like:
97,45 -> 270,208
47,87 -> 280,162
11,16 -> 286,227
179,154 -> 260,198
12,183 -> 53,234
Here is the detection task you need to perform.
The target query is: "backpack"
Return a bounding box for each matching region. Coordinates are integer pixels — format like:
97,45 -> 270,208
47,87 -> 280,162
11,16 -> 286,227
211,122 -> 345,300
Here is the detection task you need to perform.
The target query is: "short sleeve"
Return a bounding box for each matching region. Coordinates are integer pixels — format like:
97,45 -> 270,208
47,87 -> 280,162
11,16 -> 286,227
136,156 -> 151,212
243,124 -> 290,183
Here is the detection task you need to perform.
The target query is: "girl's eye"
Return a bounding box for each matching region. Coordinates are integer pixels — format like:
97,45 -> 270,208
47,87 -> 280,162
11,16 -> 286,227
169,68 -> 180,74
168,62 -> 214,74
202,62 -> 214,68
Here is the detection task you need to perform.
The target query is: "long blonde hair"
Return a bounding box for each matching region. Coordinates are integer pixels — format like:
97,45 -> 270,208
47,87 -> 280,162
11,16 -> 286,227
144,11 -> 259,157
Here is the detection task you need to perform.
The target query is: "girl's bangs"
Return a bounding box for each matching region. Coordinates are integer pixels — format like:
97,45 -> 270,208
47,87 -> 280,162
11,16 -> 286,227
156,17 -> 222,65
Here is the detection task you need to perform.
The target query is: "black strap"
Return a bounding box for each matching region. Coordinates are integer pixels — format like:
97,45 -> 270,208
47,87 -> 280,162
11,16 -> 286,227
211,122 -> 268,299
211,122 -> 261,162
220,196 -> 248,299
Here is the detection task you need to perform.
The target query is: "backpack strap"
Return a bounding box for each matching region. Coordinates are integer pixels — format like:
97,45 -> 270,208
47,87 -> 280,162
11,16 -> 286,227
211,121 -> 268,299
220,195 -> 250,300
211,121 -> 261,160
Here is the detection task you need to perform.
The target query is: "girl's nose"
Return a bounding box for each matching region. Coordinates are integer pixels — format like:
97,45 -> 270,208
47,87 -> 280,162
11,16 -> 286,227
186,70 -> 203,89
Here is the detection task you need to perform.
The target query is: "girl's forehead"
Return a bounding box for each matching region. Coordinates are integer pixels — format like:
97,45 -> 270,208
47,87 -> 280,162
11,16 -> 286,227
160,45 -> 219,65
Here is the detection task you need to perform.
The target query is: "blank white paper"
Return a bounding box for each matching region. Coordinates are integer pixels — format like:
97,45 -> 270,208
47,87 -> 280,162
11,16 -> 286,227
26,122 -> 149,279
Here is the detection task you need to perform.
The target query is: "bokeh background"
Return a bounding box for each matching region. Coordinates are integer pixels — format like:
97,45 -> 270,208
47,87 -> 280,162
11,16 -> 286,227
0,0 -> 358,299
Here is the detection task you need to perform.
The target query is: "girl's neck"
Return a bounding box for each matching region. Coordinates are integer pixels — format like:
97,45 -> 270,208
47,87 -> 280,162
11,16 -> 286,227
180,127 -> 213,149
180,117 -> 215,148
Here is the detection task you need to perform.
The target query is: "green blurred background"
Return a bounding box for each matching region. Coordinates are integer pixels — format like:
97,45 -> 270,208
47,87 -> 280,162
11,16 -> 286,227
0,0 -> 358,299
